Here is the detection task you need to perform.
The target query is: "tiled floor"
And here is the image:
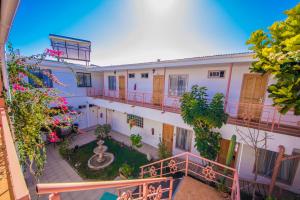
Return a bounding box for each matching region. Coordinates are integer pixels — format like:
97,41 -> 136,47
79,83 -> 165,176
25,128 -> 158,200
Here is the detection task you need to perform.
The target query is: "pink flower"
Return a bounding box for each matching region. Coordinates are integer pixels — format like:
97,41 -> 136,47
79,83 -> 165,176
53,119 -> 60,126
48,131 -> 59,143
46,49 -> 64,57
42,70 -> 65,86
58,97 -> 68,105
12,83 -> 27,92
61,105 -> 68,112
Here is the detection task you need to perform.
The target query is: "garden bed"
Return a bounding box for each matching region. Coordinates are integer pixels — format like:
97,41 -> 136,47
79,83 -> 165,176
60,138 -> 149,180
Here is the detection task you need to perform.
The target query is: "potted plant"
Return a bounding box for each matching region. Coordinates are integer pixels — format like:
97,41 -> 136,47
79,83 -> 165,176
94,124 -> 111,139
129,134 -> 143,149
119,163 -> 133,179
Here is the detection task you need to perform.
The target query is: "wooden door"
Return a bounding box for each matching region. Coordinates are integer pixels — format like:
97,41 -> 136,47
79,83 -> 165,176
238,74 -> 268,121
119,75 -> 125,100
217,139 -> 236,168
162,124 -> 174,153
153,75 -> 164,105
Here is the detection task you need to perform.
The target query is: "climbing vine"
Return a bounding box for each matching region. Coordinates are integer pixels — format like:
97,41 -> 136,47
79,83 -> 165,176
5,45 -> 76,180
180,85 -> 228,160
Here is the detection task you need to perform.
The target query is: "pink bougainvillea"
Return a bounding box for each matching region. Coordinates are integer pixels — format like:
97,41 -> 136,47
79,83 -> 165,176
48,131 -> 59,143
42,70 -> 66,86
46,49 -> 64,57
12,83 -> 27,92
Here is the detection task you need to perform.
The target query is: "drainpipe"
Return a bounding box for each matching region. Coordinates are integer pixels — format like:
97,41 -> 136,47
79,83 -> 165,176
224,63 -> 233,112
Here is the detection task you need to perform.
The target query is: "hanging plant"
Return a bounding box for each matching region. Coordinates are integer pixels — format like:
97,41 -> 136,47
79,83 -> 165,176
4,44 -> 77,180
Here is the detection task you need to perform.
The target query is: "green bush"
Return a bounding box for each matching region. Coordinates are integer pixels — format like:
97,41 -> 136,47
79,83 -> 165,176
158,138 -> 171,159
119,163 -> 134,178
129,134 -> 143,148
94,124 -> 111,139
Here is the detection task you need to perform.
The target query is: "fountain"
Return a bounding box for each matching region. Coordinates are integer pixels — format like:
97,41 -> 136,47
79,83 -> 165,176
88,139 -> 114,170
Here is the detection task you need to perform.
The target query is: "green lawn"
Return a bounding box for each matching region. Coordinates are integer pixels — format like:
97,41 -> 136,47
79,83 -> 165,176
62,139 -> 149,180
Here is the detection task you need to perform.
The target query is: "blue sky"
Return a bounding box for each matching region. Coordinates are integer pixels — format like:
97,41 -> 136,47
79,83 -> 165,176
9,0 -> 298,65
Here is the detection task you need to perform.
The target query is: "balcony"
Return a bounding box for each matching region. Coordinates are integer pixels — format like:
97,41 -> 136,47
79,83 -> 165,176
87,88 -> 300,136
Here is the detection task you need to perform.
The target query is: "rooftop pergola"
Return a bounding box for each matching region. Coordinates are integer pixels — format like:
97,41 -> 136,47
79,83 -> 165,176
49,34 -> 91,65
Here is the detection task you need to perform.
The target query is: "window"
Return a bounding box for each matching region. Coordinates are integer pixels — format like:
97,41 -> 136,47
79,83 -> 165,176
127,114 -> 143,128
108,76 -> 116,90
256,148 -> 300,184
129,73 -> 135,78
141,73 -> 149,78
175,127 -> 192,151
76,72 -> 92,87
168,75 -> 188,96
208,70 -> 225,78
28,69 -> 53,88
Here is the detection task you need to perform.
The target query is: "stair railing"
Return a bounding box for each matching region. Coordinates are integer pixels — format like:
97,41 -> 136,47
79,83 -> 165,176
140,152 -> 240,200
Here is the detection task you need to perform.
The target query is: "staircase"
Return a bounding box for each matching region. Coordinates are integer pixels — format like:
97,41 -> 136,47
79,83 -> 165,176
139,152 -> 240,200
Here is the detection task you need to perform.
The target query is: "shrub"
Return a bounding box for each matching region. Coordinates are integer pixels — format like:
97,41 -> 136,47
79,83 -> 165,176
94,124 -> 111,139
158,138 -> 171,159
129,134 -> 143,148
119,163 -> 134,178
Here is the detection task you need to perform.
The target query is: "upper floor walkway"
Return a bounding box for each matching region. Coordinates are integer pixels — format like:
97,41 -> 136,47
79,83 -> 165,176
87,88 -> 300,137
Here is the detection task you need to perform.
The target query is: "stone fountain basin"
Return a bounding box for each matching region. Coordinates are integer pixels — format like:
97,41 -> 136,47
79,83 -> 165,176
88,153 -> 115,170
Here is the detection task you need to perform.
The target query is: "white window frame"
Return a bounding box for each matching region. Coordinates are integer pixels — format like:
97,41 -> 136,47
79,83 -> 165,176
168,74 -> 188,96
175,127 -> 192,151
208,70 -> 225,79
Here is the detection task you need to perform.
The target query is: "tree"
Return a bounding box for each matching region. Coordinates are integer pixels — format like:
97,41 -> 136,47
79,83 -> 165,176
180,85 -> 228,160
246,3 -> 300,115
235,116 -> 272,200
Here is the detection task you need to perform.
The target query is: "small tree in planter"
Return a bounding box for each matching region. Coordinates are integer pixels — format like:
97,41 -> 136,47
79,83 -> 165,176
129,134 -> 143,149
158,138 -> 171,159
128,118 -> 143,149
119,163 -> 134,179
180,85 -> 228,160
94,124 -> 111,139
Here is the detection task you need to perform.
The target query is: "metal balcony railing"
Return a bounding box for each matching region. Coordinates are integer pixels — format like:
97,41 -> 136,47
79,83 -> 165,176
87,88 -> 300,136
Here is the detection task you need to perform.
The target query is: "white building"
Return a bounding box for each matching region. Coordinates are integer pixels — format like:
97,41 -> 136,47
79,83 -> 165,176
37,52 -> 300,194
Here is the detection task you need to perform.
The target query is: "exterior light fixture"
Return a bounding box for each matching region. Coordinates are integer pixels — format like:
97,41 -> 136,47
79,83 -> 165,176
152,69 -> 155,74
